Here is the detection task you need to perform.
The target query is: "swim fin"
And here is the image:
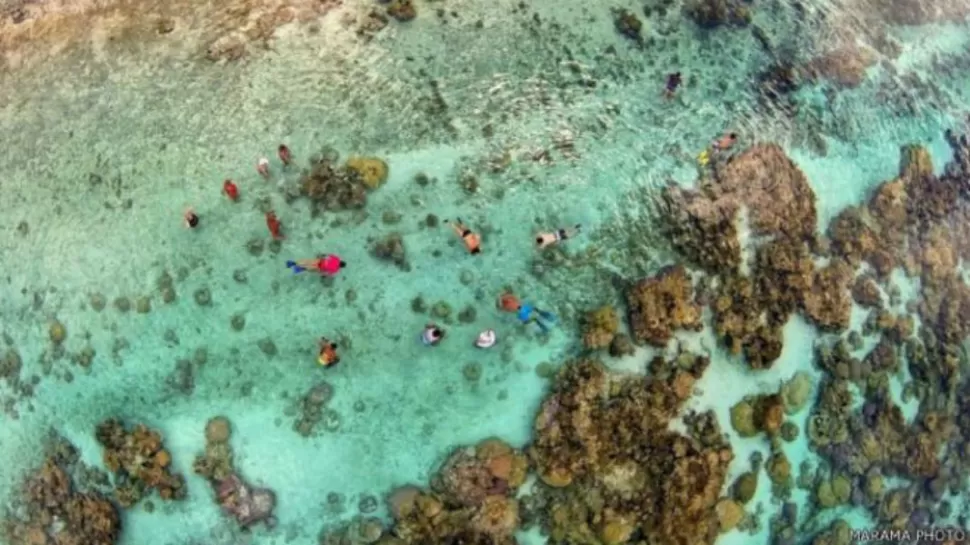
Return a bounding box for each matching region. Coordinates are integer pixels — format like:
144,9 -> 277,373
286,260 -> 306,274
537,309 -> 556,322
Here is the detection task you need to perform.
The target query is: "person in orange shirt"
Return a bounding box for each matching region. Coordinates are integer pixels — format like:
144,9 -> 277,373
445,218 -> 481,255
317,337 -> 340,367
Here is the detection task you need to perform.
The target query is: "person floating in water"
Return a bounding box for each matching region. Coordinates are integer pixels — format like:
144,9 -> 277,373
183,208 -> 200,229
286,254 -> 346,276
664,72 -> 682,99
536,224 -> 581,249
712,132 -> 737,153
223,179 -> 239,201
475,329 -> 497,349
265,210 -> 284,240
421,323 -> 445,346
444,218 -> 481,255
497,292 -> 556,333
317,337 -> 340,367
257,157 -> 271,179
278,144 -> 292,166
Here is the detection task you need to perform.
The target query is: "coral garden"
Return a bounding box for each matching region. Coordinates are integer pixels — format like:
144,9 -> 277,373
7,132 -> 970,544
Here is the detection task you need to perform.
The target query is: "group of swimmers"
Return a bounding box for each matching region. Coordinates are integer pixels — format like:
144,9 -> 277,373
182,147 -> 583,368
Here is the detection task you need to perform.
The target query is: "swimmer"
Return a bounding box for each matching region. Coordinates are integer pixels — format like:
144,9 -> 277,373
257,157 -> 270,179
265,210 -> 284,240
536,224 -> 581,249
421,323 -> 445,346
317,337 -> 340,367
286,254 -> 346,276
278,145 -> 292,166
444,218 -> 481,255
664,72 -> 682,99
474,329 -> 497,349
183,208 -> 200,229
223,179 -> 239,201
712,132 -> 738,153
497,292 -> 556,333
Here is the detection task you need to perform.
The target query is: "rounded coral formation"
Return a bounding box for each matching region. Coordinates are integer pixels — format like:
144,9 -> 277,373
581,305 -> 619,350
345,156 -> 389,190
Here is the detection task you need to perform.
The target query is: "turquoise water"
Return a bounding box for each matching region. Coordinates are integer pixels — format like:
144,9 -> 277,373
2,0 -> 970,543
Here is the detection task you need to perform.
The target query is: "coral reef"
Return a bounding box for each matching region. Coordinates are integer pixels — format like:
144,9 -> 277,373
685,0 -> 751,28
384,438 -> 528,544
529,357 -> 732,545
194,417 -> 277,529
300,149 -> 369,211
372,233 -> 410,271
580,306 -> 619,350
293,381 -> 339,436
431,439 -> 529,507
803,45 -> 877,88
3,456 -> 120,545
625,265 -> 702,346
94,419 -> 186,507
729,394 -> 784,438
345,156 -> 390,190
612,8 -> 644,44
386,0 -> 416,22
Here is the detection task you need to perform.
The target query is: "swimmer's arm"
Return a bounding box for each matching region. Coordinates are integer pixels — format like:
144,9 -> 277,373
444,220 -> 465,236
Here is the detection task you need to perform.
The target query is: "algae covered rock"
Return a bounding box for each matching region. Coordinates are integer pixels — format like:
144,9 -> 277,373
386,0 -> 416,21
346,156 -> 389,190
582,305 -> 619,350
49,320 -> 67,344
686,0 -> 752,28
733,471 -> 758,503
781,371 -> 813,414
626,265 -> 702,346
612,8 -> 644,44
768,453 -> 792,486
715,498 -> 745,531
95,419 -> 187,506
301,151 -> 368,210
8,456 -> 121,545
730,400 -> 758,437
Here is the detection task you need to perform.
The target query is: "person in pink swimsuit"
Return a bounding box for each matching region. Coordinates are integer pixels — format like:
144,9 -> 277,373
286,254 -> 346,276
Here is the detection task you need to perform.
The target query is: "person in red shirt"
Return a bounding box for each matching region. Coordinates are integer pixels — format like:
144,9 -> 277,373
286,254 -> 346,276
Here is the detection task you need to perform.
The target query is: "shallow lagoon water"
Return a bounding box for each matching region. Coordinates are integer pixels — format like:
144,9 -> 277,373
1,0 -> 970,543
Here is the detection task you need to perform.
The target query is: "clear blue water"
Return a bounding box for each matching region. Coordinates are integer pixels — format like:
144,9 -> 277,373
1,0 -> 969,543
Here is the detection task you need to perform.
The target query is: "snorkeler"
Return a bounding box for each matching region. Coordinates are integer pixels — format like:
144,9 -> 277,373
444,218 -> 481,255
497,292 -> 556,333
278,144 -> 292,166
474,329 -> 497,349
712,132 -> 738,153
286,254 -> 346,276
664,72 -> 682,99
536,224 -> 581,249
183,208 -> 200,229
317,337 -> 340,367
257,157 -> 271,179
421,323 -> 445,346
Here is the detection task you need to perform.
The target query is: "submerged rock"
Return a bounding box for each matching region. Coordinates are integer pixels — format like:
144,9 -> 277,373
346,156 -> 390,190
372,233 -> 410,271
95,419 -> 187,507
300,152 -> 368,210
626,265 -> 702,346
8,457 -> 121,545
581,305 -> 619,350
